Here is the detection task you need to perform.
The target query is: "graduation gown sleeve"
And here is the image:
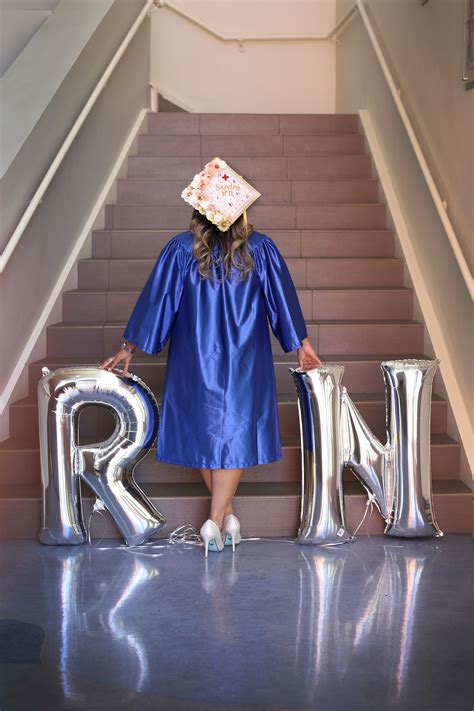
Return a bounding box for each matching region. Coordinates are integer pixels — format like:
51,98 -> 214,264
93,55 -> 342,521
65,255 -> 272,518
122,237 -> 187,355
253,235 -> 308,353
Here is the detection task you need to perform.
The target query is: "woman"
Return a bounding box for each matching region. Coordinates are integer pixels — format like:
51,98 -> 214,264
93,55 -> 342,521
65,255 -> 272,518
100,163 -> 321,556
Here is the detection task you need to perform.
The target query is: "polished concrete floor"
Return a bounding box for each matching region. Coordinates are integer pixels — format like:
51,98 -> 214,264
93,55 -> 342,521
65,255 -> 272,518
0,534 -> 471,711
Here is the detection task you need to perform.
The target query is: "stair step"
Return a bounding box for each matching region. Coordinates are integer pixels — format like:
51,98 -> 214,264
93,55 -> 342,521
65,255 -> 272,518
301,230 -> 395,258
105,203 -> 387,231
63,287 -> 414,322
136,133 -> 367,157
127,155 -> 373,180
116,178 -> 380,205
5,391 -> 450,438
18,354 -> 445,398
0,480 -> 470,539
146,112 -> 361,136
28,352 -> 436,400
44,319 -> 424,358
78,256 -> 404,290
24,351 -> 445,386
91,229 -> 396,259
0,428 -> 459,485
1,479 -> 467,499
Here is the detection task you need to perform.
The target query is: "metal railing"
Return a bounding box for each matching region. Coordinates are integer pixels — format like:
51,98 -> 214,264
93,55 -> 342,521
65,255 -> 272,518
155,0 -> 358,42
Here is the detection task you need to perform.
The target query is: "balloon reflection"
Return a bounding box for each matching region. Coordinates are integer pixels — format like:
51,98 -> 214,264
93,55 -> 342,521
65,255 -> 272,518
294,543 -> 441,703
39,540 -> 442,707
41,547 -> 160,704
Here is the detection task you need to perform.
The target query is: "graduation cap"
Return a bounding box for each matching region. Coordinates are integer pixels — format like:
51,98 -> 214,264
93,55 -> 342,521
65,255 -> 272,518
181,156 -> 261,232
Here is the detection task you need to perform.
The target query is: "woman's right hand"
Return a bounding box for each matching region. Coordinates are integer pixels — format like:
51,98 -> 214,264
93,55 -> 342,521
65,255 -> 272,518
297,338 -> 323,370
99,348 -> 134,373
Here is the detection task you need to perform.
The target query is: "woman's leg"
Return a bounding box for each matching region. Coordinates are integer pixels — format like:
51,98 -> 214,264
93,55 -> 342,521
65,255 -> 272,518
209,468 -> 243,529
200,468 -> 234,518
199,468 -> 213,495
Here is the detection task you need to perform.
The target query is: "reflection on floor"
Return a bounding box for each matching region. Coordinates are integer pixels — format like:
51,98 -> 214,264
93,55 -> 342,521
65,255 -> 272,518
0,535 -> 471,711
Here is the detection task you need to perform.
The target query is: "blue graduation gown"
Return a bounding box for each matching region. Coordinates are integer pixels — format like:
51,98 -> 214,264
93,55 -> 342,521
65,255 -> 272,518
122,230 -> 308,469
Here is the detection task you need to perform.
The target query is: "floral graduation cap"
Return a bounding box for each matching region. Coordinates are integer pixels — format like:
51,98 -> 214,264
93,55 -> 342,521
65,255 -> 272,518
181,157 -> 261,232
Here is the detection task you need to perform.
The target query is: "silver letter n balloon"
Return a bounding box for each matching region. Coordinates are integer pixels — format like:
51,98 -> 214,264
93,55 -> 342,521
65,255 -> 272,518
381,359 -> 443,538
290,364 -> 386,544
37,366 -> 166,546
290,358 -> 443,544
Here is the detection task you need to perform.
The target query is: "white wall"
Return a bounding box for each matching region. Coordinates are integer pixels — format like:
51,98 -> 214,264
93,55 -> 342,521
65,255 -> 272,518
150,0 -> 337,112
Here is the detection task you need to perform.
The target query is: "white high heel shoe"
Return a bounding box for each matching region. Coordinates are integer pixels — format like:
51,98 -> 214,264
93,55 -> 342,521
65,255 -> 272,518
200,519 -> 224,557
222,513 -> 242,552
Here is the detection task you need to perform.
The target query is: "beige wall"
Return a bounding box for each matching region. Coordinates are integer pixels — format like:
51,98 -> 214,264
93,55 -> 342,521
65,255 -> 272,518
0,0 -> 114,183
0,0 -> 145,252
338,0 -> 473,271
335,0 -> 473,483
151,0 -> 337,112
0,1 -> 150,438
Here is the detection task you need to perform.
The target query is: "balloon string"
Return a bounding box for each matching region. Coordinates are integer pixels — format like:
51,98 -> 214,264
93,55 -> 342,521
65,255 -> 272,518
168,524 -> 203,546
87,524 -> 309,551
166,525 -> 298,546
87,501 -> 377,550
241,537 -> 298,544
349,492 -> 377,542
87,498 -> 108,547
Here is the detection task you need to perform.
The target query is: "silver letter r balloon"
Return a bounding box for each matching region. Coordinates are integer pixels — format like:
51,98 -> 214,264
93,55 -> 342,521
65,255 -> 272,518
37,366 -> 166,547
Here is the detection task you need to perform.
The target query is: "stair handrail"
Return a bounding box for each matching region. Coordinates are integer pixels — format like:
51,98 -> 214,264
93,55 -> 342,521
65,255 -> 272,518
0,0 -> 159,275
155,0 -> 359,41
158,0 -> 473,298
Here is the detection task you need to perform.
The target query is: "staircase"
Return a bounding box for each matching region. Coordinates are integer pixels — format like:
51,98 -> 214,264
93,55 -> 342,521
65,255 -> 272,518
0,112 -> 470,539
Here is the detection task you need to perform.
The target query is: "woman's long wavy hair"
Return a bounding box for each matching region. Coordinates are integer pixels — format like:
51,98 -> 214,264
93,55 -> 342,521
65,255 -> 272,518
189,208 -> 255,282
